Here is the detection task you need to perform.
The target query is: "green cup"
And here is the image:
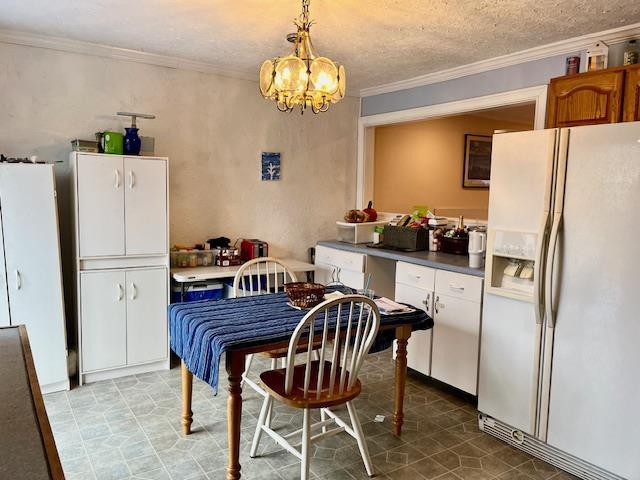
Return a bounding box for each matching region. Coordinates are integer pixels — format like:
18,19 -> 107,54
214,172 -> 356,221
102,131 -> 124,154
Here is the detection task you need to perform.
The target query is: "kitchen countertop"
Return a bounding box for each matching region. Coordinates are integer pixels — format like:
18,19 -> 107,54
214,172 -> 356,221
317,240 -> 485,278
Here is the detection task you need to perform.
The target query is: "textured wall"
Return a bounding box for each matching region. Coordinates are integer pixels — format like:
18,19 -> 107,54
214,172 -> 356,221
373,114 -> 533,219
0,42 -> 359,321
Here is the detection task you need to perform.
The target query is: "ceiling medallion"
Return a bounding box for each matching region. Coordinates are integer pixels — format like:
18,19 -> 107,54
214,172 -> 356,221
259,0 -> 346,114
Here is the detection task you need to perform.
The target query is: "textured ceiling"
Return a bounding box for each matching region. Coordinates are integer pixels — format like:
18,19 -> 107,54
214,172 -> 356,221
2,1 -> 640,92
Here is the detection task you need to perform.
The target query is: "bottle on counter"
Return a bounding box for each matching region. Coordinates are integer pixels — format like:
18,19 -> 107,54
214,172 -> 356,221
624,39 -> 639,66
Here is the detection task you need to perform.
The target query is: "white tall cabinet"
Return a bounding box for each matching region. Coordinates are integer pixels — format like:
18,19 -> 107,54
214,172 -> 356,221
0,164 -> 69,393
71,153 -> 169,384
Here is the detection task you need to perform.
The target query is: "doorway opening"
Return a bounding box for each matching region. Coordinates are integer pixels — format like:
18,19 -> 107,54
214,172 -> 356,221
356,85 -> 548,217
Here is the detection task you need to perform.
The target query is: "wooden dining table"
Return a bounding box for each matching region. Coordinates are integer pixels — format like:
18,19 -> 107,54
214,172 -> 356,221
169,290 -> 432,480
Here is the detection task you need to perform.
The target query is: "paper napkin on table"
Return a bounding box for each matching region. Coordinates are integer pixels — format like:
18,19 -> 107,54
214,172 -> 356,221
374,297 -> 413,314
324,291 -> 346,301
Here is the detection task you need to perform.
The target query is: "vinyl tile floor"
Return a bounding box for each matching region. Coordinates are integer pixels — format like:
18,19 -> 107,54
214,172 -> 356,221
44,350 -> 577,480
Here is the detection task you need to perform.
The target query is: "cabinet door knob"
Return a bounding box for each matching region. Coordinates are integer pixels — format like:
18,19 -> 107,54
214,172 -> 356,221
449,283 -> 465,291
128,170 -> 136,189
114,169 -> 121,188
15,270 -> 22,290
116,283 -> 123,301
130,282 -> 137,300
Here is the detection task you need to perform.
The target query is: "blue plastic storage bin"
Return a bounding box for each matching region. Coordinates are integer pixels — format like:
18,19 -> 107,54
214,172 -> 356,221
172,281 -> 223,303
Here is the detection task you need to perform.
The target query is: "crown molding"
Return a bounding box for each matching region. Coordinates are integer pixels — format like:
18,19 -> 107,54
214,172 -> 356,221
360,22 -> 640,97
0,28 -> 257,81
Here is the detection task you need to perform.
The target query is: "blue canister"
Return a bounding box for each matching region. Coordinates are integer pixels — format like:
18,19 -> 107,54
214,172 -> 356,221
124,127 -> 141,155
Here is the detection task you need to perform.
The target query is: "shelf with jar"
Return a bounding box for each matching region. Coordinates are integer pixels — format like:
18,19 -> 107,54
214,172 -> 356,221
170,248 -> 216,268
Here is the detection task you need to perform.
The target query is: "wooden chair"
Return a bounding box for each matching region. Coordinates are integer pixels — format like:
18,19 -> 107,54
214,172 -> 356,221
233,257 -> 299,402
250,295 -> 381,479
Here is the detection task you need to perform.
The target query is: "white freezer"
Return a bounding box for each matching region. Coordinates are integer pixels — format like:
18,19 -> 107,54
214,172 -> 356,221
479,128 -> 557,434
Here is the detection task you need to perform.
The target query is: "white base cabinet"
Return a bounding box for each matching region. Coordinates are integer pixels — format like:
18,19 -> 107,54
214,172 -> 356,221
431,293 -> 481,394
395,263 -> 436,376
395,261 -> 483,395
80,270 -> 127,372
315,246 -> 484,395
315,245 -> 366,289
126,268 -> 168,364
72,153 -> 169,384
81,268 -> 167,372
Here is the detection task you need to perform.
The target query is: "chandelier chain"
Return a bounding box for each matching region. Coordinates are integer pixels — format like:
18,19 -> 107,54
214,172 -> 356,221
300,0 -> 310,26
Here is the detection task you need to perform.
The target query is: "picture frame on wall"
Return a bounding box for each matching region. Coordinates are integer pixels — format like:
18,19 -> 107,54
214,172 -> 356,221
463,134 -> 492,188
261,152 -> 281,181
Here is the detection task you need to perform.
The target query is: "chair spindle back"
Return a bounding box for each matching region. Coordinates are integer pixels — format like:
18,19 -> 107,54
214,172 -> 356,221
284,295 -> 381,400
233,257 -> 298,298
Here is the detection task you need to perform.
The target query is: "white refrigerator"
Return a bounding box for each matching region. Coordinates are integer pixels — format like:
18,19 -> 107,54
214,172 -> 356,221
478,122 -> 640,480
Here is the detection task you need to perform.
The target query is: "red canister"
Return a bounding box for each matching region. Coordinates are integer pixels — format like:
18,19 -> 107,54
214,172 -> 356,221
566,56 -> 580,75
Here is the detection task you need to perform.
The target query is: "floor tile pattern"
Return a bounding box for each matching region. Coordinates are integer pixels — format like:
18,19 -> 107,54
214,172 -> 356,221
44,351 -> 577,480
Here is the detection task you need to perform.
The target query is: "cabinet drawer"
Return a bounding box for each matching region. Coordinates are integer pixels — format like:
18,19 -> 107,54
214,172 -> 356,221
435,270 -> 482,303
396,262 -> 435,291
315,245 -> 365,273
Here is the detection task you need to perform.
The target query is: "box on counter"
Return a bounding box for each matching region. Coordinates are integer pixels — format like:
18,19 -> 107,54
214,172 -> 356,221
336,220 -> 389,244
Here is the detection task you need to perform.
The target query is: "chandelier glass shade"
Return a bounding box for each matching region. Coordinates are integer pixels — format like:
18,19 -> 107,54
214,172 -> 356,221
259,0 -> 345,113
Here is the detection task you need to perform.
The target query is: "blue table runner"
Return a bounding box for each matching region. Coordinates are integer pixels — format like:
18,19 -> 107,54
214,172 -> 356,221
169,291 -> 432,393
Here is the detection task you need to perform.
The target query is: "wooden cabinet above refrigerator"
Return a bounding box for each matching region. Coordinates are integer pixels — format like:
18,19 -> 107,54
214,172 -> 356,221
545,64 -> 640,128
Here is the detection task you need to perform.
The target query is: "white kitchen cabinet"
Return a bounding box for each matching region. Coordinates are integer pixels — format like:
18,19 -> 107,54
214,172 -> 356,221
394,261 -> 483,394
76,154 -> 125,257
80,271 -> 127,372
431,288 -> 482,395
395,282 -> 433,376
126,268 -> 168,364
72,152 -> 169,383
0,164 -> 69,392
75,154 -> 168,258
315,245 -> 366,289
81,267 -> 168,372
124,157 -> 168,255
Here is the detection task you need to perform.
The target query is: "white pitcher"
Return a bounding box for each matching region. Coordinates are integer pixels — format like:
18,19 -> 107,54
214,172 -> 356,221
468,231 -> 486,268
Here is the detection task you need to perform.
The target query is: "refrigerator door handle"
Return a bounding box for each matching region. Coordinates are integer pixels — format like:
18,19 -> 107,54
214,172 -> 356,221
533,212 -> 549,326
544,214 -> 562,329
529,211 -> 549,435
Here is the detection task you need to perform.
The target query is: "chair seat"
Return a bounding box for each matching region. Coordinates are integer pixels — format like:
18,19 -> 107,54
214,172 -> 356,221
260,361 -> 361,409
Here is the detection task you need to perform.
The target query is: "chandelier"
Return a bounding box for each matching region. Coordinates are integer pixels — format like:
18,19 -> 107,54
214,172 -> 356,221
259,0 -> 346,114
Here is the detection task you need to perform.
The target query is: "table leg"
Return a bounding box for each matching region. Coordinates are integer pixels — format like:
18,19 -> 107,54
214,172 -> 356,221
393,325 -> 412,436
226,351 -> 245,480
181,361 -> 193,435
181,282 -> 185,302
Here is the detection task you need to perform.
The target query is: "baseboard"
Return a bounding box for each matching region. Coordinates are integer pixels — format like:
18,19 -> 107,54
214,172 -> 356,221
407,367 -> 478,406
80,358 -> 169,385
41,378 -> 70,394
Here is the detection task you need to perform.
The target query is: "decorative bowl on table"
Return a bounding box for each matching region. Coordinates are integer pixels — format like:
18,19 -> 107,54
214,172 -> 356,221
284,282 -> 326,309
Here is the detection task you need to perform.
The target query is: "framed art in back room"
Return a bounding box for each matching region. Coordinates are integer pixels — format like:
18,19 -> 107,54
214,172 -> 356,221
463,134 -> 492,188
